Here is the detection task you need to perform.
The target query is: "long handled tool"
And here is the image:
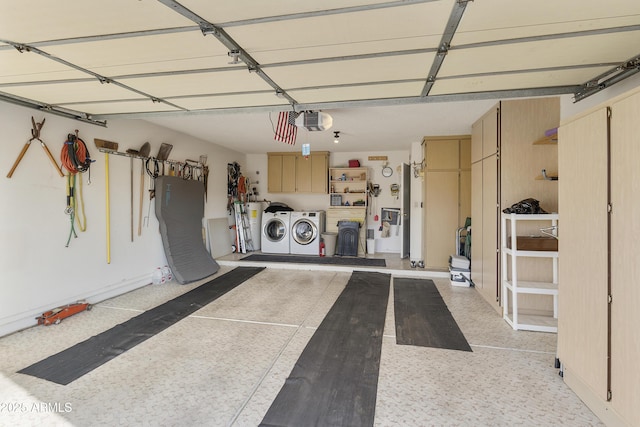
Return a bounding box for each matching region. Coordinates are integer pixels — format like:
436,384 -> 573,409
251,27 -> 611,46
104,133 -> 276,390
137,142 -> 151,236
94,138 -> 119,264
7,117 -> 64,178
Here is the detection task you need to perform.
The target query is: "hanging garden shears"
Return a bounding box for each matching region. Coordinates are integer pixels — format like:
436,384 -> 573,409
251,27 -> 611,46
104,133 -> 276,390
6,116 -> 64,178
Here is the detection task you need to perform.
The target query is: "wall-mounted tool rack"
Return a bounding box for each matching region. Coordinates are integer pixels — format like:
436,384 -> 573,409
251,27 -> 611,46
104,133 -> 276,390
96,148 -> 206,175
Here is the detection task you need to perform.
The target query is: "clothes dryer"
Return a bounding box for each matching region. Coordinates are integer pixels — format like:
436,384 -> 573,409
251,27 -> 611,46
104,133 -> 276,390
261,211 -> 291,254
290,211 -> 325,255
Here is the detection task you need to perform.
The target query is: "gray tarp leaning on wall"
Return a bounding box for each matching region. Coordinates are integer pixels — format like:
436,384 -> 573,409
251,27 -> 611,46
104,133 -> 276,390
155,176 -> 219,284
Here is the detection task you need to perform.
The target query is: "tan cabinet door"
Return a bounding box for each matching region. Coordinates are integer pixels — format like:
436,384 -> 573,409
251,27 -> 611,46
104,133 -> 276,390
267,154 -> 283,193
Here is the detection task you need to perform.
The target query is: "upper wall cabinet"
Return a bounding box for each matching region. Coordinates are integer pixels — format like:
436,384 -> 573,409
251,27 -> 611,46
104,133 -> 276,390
268,151 -> 329,194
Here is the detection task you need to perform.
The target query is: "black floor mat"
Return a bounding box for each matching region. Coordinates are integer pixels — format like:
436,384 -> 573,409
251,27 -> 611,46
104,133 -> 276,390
260,271 -> 391,427
18,267 -> 264,385
394,277 -> 472,352
242,253 -> 386,267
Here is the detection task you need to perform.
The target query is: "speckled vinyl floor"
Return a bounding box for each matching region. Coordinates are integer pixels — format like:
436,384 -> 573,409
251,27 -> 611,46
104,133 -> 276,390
0,264 -> 603,427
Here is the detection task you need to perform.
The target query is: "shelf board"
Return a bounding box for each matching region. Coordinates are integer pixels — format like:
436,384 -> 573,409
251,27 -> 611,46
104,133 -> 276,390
533,134 -> 558,145
504,248 -> 558,258
504,280 -> 558,295
504,313 -> 557,333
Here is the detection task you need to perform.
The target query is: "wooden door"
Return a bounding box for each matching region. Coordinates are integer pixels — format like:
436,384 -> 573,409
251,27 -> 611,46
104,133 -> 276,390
481,153 -> 499,308
557,108 -> 609,401
610,91 -> 640,426
281,155 -> 296,193
268,154 -> 283,193
309,152 -> 328,193
471,162 -> 483,289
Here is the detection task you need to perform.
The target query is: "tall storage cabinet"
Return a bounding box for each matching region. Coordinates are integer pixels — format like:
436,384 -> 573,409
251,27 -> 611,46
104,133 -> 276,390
471,98 -> 560,314
558,87 -> 640,427
423,136 -> 471,269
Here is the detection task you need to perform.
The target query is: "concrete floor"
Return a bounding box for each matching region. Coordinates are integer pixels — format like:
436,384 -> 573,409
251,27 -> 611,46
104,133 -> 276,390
0,253 -> 602,426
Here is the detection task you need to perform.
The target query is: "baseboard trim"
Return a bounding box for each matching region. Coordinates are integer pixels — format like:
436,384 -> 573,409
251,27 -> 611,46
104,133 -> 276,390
0,274 -> 151,338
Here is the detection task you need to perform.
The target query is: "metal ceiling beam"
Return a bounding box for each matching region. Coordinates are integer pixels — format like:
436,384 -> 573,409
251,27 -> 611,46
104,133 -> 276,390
0,39 -> 187,111
92,85 -> 578,120
157,0 -> 298,107
0,91 -> 107,126
574,54 -> 640,102
455,24 -> 640,51
218,0 -> 441,27
0,26 -> 198,51
421,0 -> 469,96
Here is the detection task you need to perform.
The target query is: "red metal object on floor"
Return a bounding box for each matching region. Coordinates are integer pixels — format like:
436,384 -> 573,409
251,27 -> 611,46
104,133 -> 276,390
37,302 -> 92,326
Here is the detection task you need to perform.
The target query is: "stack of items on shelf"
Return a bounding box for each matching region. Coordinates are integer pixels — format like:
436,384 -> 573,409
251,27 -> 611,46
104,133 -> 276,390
449,255 -> 471,287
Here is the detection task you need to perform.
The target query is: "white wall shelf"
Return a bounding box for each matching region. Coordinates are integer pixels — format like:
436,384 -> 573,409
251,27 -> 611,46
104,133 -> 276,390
501,213 -> 559,332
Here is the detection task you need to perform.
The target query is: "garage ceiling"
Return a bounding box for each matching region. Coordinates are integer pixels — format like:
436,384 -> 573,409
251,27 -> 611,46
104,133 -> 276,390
1,0 -> 639,153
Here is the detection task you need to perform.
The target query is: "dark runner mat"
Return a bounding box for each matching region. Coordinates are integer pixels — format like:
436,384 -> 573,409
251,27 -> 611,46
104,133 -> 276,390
19,267 -> 264,385
260,271 -> 391,427
242,253 -> 386,267
394,277 -> 472,352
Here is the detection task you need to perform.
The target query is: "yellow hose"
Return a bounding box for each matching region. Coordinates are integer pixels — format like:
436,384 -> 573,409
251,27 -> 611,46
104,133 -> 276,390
105,152 -> 111,264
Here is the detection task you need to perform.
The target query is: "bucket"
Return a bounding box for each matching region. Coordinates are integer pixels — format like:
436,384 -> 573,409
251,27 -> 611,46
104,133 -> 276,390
367,239 -> 376,254
321,232 -> 337,257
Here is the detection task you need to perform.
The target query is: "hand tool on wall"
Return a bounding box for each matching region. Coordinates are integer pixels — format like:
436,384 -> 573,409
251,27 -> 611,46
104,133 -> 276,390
7,117 -> 64,178
125,147 -> 139,242
137,142 -> 150,236
94,138 -> 119,264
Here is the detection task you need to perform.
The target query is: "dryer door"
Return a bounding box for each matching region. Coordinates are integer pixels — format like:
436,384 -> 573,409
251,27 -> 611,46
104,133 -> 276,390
264,218 -> 287,242
292,218 -> 318,245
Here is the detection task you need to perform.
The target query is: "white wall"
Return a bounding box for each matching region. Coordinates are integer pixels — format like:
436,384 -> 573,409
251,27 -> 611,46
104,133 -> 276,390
0,102 -> 246,337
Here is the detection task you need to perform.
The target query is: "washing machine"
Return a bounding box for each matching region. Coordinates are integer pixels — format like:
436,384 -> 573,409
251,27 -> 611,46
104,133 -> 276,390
261,211 -> 291,254
290,211 -> 325,255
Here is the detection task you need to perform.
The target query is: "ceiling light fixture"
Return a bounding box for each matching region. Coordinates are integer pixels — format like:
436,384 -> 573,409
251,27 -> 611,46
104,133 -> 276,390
227,50 -> 241,65
334,131 -> 340,144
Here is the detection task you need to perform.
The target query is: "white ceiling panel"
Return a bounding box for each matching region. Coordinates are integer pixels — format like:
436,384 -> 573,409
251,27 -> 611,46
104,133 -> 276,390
267,53 -> 434,89
249,35 -> 442,65
170,93 -> 290,110
45,31 -> 231,77
61,100 -> 181,116
290,81 -> 424,104
430,66 -> 612,96
227,2 -> 453,61
440,31 -> 640,77
0,50 -> 87,84
0,0 -> 193,44
119,70 -> 274,98
1,81 -> 145,105
455,0 -> 640,45
181,0 -> 397,24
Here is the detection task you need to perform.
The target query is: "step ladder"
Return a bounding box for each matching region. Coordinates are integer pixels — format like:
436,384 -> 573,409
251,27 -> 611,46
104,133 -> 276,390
234,201 -> 254,253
